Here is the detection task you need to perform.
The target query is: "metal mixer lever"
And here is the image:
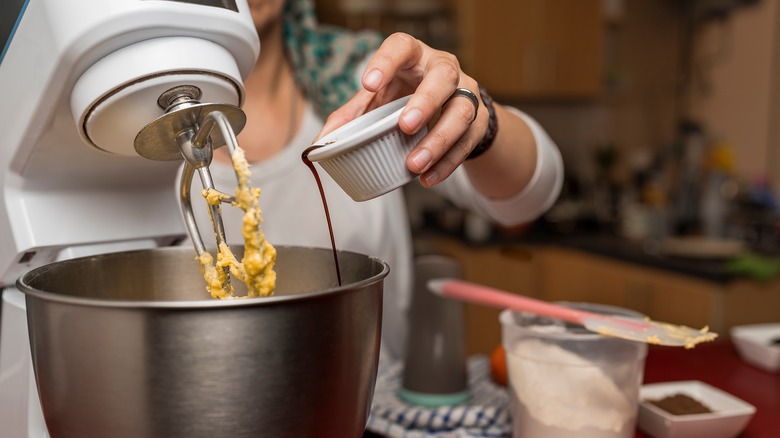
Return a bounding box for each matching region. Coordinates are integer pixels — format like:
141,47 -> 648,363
177,110 -> 239,261
135,86 -> 250,292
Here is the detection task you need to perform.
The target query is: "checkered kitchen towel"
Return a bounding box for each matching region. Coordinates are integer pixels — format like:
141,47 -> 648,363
366,355 -> 512,438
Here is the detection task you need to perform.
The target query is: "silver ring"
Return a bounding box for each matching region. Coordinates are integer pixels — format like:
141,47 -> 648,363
448,87 -> 479,123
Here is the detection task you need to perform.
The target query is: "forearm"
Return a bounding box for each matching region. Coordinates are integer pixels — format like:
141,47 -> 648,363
463,104 -> 538,199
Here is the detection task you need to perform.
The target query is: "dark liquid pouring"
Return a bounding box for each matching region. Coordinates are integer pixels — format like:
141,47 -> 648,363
302,145 -> 342,286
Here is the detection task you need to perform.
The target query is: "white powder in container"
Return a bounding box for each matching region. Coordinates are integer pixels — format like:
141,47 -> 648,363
506,326 -> 636,438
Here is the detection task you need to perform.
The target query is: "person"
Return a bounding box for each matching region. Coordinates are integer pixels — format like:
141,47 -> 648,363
190,0 -> 564,360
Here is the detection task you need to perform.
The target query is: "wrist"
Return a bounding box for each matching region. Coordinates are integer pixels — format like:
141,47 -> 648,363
467,85 -> 498,160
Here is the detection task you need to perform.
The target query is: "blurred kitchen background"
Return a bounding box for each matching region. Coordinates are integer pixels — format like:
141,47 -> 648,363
315,0 -> 780,354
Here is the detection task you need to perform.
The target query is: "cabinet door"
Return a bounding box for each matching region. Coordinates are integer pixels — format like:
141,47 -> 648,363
723,280 -> 780,329
457,0 -> 604,99
435,239 -> 539,355
645,272 -> 720,331
540,247 -> 721,330
539,247 -> 652,310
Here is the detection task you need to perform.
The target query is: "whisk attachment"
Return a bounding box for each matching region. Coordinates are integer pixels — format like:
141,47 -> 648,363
135,86 -> 275,298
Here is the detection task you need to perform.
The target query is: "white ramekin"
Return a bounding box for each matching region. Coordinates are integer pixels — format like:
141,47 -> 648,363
307,95 -> 427,202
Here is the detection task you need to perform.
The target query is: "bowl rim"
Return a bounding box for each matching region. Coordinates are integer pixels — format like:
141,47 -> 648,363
639,380 -> 757,422
16,245 -> 390,309
729,323 -> 780,370
730,322 -> 780,338
307,95 -> 412,161
730,323 -> 780,351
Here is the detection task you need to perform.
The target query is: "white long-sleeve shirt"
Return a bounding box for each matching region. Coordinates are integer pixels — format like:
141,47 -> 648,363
187,102 -> 563,359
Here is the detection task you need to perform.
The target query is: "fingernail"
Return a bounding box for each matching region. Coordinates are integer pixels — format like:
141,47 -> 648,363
402,108 -> 423,131
422,169 -> 439,187
410,148 -> 431,171
364,69 -> 383,89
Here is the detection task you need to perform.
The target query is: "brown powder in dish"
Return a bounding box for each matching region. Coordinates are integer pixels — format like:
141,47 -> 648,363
647,393 -> 714,415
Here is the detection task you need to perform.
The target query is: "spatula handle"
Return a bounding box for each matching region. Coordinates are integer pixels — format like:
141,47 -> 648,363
431,278 -> 597,325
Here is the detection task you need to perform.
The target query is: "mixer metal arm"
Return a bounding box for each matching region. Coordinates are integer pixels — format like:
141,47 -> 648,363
135,86 -> 252,293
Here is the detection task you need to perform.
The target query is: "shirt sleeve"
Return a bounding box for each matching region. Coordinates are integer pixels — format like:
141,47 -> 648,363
433,107 -> 564,227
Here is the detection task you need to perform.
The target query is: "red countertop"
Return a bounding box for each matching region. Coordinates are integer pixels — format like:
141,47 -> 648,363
637,340 -> 780,437
365,340 -> 779,438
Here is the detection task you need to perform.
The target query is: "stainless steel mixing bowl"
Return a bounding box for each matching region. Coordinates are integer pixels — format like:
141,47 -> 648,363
18,246 -> 388,438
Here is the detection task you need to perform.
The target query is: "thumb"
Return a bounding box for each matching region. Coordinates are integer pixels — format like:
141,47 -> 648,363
313,90 -> 375,143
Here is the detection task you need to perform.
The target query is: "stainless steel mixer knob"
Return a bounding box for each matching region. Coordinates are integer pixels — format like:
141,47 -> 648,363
157,85 -> 203,112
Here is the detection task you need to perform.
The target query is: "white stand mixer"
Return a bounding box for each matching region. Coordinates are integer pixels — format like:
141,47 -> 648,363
0,1 -> 259,436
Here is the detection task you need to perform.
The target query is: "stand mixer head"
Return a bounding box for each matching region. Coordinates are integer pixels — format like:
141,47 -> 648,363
0,0 -> 260,285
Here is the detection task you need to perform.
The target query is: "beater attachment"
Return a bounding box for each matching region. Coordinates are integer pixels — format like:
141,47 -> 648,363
135,85 -> 274,298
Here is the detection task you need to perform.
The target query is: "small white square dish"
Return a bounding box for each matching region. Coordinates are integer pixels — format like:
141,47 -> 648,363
637,380 -> 755,438
730,323 -> 780,373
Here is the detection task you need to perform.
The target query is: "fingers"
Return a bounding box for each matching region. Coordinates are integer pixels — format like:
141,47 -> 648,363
398,55 -> 465,135
347,32 -> 489,187
410,91 -> 488,187
397,58 -> 460,135
314,89 -> 374,142
363,34 -> 469,136
361,33 -> 423,92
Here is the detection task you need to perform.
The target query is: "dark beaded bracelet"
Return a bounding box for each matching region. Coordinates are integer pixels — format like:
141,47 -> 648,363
467,85 -> 498,160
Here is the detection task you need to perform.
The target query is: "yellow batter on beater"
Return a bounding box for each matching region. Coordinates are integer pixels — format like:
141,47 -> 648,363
198,147 -> 276,299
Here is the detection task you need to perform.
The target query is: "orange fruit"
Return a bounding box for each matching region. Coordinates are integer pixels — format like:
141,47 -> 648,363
489,344 -> 508,387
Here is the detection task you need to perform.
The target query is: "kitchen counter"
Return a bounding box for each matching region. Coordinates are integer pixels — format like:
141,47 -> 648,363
639,340 -> 780,437
415,228 -> 780,355
417,226 -> 743,284
547,233 -> 738,283
364,341 -> 780,437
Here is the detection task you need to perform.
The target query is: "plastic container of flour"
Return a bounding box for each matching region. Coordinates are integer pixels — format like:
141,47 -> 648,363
500,303 -> 648,438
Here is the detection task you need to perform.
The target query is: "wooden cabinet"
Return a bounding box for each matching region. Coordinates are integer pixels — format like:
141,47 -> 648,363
539,247 -> 720,330
722,279 -> 780,329
317,0 -> 605,99
538,247 -> 780,334
456,0 -> 605,99
432,238 -> 540,355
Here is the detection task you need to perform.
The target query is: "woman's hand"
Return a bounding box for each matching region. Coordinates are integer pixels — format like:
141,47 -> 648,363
316,32 -> 488,188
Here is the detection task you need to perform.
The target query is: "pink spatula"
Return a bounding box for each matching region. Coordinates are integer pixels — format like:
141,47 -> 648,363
428,278 -> 717,348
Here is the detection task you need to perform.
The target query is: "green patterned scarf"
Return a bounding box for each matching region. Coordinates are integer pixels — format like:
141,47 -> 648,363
282,0 -> 384,119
